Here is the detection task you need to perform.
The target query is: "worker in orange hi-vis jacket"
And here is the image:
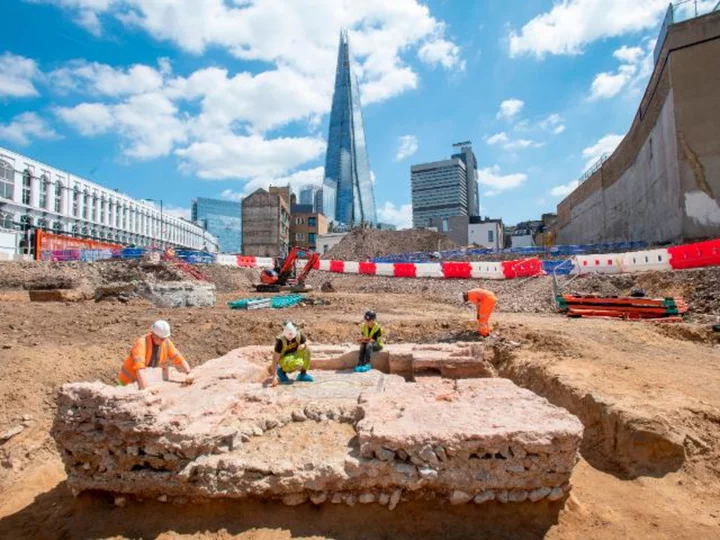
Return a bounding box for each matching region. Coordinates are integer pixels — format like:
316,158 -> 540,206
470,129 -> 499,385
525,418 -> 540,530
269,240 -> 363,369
117,320 -> 194,390
462,289 -> 498,337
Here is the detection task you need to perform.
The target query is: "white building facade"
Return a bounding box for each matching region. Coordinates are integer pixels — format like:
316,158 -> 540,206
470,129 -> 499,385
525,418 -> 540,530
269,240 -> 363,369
0,147 -> 218,252
468,219 -> 504,250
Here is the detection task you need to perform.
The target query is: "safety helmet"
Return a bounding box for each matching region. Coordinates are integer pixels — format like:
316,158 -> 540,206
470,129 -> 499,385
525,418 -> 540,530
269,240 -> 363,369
364,310 -> 377,321
283,322 -> 298,340
151,320 -> 171,339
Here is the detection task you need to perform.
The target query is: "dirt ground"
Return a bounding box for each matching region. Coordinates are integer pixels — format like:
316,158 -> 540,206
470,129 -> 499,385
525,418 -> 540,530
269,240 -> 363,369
1,265 -> 720,539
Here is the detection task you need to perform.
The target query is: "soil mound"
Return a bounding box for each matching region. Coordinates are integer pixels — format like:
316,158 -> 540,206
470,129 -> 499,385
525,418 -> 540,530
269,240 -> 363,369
324,228 -> 457,261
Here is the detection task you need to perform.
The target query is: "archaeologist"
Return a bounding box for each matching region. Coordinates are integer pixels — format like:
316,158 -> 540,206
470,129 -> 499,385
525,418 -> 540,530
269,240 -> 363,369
271,322 -> 314,386
462,289 -> 497,337
355,310 -> 385,373
117,320 -> 194,390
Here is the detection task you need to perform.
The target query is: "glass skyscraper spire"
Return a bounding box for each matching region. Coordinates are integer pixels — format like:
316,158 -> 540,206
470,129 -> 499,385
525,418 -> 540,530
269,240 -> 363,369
321,29 -> 377,226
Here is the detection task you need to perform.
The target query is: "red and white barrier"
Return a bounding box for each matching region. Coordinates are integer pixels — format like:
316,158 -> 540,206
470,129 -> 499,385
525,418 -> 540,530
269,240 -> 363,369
219,239 -> 720,281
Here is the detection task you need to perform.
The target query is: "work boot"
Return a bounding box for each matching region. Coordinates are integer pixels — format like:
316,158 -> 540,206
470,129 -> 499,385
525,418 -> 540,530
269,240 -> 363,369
296,371 -> 314,382
354,364 -> 367,373
276,367 -> 291,384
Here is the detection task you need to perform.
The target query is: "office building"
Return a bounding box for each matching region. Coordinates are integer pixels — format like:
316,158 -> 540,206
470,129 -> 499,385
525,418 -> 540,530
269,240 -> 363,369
452,141 -> 480,217
411,158 -> 469,228
320,30 -> 377,227
299,186 -> 319,211
0,146 -> 218,255
241,188 -> 290,257
191,197 -> 241,254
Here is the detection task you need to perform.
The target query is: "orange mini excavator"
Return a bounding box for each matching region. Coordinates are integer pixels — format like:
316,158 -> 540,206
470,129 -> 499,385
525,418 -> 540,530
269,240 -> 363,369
254,246 -> 319,293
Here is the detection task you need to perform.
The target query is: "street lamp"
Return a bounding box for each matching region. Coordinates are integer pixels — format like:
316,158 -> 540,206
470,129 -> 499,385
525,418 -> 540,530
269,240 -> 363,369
141,198 -> 164,248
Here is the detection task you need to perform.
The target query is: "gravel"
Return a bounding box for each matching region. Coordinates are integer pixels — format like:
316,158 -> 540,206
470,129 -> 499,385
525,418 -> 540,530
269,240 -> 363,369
323,228 -> 457,261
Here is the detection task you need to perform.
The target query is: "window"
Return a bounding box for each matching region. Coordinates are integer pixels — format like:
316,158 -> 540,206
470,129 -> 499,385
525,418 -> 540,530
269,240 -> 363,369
296,232 -> 305,241
308,233 -> 316,245
0,160 -> 14,200
308,217 -> 317,227
488,229 -> 494,243
441,217 -> 449,233
101,199 -> 107,224
22,170 -> 32,205
20,215 -> 31,231
37,219 -> 48,230
73,188 -> 81,217
83,191 -> 90,219
39,175 -> 49,208
0,212 -> 13,229
54,183 -> 62,213
92,195 -> 99,222
323,244 -> 329,253
295,217 -> 305,225
53,222 -> 62,234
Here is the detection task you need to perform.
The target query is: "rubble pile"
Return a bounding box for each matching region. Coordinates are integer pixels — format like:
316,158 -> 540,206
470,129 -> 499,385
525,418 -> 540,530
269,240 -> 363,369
52,344 -> 583,508
323,228 -> 457,261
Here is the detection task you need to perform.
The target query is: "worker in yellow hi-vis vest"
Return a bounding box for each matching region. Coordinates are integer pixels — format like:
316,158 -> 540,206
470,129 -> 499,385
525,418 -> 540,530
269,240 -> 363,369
271,322 -> 314,386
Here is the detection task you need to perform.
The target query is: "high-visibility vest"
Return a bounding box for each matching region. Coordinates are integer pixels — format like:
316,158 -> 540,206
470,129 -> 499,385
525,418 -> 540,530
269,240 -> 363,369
466,289 -> 497,324
276,332 -> 303,357
117,334 -> 184,385
361,322 -> 385,348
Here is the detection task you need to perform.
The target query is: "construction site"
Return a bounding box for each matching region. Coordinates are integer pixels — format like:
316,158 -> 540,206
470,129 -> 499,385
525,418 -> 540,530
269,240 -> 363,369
0,226 -> 719,540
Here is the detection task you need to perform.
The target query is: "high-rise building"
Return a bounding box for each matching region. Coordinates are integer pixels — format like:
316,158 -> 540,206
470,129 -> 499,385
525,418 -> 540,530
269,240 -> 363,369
452,141 -> 480,217
320,29 -> 377,227
299,186 -> 318,211
411,157 -> 469,228
191,197 -> 242,253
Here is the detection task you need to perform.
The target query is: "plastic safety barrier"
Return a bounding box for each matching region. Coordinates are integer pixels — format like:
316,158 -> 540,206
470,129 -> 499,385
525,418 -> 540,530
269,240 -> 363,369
668,239 -> 720,269
416,263 -> 444,278
441,262 -> 472,279
502,258 -> 544,279
329,260 -> 345,273
393,263 -> 417,278
573,254 -> 622,275
359,262 -> 377,275
236,256 -> 258,267
620,248 -> 671,273
470,262 -> 505,280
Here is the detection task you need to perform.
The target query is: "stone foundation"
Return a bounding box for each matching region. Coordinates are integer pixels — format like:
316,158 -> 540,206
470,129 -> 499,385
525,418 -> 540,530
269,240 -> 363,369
52,345 -> 583,508
137,281 -> 216,308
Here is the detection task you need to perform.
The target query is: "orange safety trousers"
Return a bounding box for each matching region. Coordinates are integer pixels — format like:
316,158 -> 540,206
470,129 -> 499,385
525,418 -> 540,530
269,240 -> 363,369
467,289 -> 497,337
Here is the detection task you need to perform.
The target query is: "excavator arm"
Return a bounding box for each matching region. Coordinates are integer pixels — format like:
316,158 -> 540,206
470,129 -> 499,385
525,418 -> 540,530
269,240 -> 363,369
296,251 -> 319,284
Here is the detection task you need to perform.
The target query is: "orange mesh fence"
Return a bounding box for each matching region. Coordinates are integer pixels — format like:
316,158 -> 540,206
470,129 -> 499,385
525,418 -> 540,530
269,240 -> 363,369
35,230 -> 122,261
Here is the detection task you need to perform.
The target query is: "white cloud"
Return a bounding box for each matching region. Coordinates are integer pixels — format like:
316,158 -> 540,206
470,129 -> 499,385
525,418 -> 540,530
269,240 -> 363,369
0,112 -> 60,146
54,102 -> 114,135
0,53 -> 41,98
589,42 -> 653,101
486,132 -> 509,145
503,139 -> 538,151
395,135 -> 418,161
509,0 -> 669,58
582,133 -> 624,169
497,99 -> 524,120
163,205 -> 191,220
377,201 -> 413,229
220,166 -> 326,201
176,135 -> 326,180
56,93 -> 187,159
539,113 -> 566,135
49,60 -> 165,96
550,180 -> 579,197
418,37 -> 464,70
477,165 -> 527,193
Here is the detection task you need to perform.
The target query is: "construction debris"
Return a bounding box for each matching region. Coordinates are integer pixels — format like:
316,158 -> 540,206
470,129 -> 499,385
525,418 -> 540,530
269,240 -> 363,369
557,294 -> 688,320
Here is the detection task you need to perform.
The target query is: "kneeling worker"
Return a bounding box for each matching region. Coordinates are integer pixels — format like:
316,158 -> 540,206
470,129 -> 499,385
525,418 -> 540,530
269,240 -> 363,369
462,289 -> 497,337
117,320 -> 194,390
271,322 -> 314,386
355,310 -> 385,372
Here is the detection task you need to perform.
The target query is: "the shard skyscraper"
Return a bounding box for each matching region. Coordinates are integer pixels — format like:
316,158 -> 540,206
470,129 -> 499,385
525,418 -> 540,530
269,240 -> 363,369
320,30 -> 377,227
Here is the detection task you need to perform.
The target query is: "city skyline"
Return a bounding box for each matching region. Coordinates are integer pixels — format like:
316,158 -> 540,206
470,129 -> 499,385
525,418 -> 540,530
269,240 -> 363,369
1,1 -> 710,229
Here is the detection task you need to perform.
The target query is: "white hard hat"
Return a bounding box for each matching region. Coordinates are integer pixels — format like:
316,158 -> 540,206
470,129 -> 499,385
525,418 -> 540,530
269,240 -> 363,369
283,322 -> 297,340
151,320 -> 171,339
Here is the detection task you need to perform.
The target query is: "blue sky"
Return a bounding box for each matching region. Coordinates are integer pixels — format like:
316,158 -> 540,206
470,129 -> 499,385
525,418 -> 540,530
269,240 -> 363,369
1,0 -> 713,228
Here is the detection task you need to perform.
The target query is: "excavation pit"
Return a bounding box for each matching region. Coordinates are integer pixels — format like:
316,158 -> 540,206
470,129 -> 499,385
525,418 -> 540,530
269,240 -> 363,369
52,344 -> 583,509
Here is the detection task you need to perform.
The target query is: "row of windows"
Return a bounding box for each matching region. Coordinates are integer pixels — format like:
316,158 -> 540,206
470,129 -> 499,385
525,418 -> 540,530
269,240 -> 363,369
293,232 -> 317,242
294,217 -> 318,226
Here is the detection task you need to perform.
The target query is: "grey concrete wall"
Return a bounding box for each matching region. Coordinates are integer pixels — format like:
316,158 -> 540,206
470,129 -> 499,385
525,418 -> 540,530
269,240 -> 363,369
556,11 -> 720,244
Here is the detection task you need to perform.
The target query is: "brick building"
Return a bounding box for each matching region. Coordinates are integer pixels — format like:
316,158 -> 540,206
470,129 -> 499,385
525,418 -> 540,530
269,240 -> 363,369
241,188 -> 290,257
